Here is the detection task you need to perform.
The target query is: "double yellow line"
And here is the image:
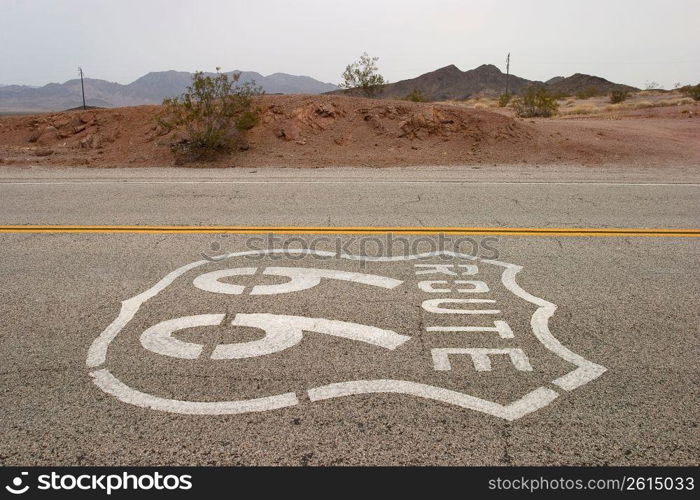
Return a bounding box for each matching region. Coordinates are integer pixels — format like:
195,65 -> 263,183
0,225 -> 698,237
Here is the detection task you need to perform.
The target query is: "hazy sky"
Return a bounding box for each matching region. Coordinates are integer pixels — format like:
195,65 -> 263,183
1,0 -> 698,88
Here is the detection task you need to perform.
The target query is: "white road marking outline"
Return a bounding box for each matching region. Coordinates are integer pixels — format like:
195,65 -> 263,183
482,259 -> 607,391
308,381 -> 559,422
91,368 -> 299,415
86,248 -> 607,421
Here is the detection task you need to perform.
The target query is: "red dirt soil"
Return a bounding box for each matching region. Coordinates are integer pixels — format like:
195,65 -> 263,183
0,94 -> 698,168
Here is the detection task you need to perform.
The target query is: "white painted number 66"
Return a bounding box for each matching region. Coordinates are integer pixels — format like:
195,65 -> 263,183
140,267 -> 409,360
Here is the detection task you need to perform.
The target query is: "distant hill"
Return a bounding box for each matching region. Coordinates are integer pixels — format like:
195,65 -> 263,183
0,71 -> 339,112
376,64 -> 536,100
333,64 -> 637,101
545,76 -> 565,86
545,73 -> 638,95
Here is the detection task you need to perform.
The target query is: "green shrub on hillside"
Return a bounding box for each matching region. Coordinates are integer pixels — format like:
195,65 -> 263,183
511,86 -> 559,118
679,84 -> 700,101
340,52 -> 387,98
609,90 -> 630,103
158,69 -> 263,161
575,86 -> 600,99
404,89 -> 428,102
498,93 -> 512,107
236,110 -> 259,131
550,91 -> 571,99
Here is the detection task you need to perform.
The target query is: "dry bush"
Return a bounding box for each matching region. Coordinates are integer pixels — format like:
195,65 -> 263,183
512,86 -> 559,118
498,93 -> 512,107
561,104 -> 599,115
610,90 -> 630,104
609,97 -> 693,111
657,97 -> 694,107
158,69 -> 262,161
404,89 -> 428,102
456,97 -> 498,109
341,52 -> 386,98
627,100 -> 654,109
679,84 -> 700,101
575,87 -> 600,99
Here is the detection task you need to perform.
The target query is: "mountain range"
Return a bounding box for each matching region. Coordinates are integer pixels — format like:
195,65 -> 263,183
375,64 -> 532,100
0,65 -> 637,112
0,71 -> 339,112
544,73 -> 637,96
370,64 -> 637,100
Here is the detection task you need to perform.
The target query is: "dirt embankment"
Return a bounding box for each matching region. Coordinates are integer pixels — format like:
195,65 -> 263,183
0,94 -> 698,168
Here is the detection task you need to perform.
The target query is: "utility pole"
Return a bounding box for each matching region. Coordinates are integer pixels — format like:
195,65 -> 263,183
505,53 -> 511,95
78,67 -> 86,110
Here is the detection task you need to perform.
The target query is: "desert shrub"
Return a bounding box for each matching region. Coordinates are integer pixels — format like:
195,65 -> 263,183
236,110 -> 259,130
633,100 -> 654,109
404,89 -> 428,102
158,68 -> 262,160
679,84 -> 700,101
498,93 -> 512,107
610,98 -> 692,110
511,86 -> 559,118
550,92 -> 571,99
563,104 -> 598,115
657,97 -> 694,107
609,90 -> 630,103
340,52 -> 387,98
575,86 -> 600,99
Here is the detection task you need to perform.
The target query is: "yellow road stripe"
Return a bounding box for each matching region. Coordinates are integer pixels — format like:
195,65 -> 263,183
0,225 -> 698,237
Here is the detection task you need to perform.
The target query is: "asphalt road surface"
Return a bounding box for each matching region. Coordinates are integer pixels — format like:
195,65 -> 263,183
0,165 -> 698,466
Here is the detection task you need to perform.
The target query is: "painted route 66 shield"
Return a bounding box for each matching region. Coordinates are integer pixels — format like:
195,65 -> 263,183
87,249 -> 605,421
